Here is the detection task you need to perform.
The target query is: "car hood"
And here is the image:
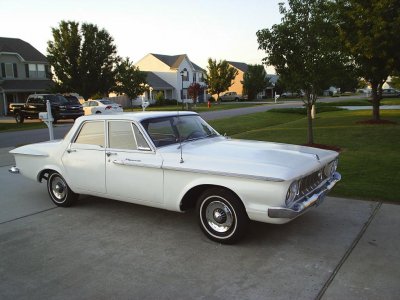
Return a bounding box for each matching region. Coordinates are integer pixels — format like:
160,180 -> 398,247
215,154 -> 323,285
160,137 -> 338,181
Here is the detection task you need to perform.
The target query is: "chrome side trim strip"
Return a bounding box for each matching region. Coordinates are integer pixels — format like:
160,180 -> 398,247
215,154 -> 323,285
162,166 -> 284,182
112,159 -> 161,169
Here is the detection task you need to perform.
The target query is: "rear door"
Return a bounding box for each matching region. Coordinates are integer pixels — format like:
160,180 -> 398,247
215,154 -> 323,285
61,120 -> 106,194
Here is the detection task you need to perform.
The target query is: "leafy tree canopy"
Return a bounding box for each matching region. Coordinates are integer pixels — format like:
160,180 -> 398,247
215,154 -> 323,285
337,0 -> 400,120
257,0 -> 350,143
188,82 -> 202,105
47,20 -> 119,100
114,57 -> 147,101
242,64 -> 270,100
205,58 -> 238,101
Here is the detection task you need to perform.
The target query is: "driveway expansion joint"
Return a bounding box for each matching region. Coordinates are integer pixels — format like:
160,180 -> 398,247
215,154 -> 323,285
315,201 -> 382,299
0,207 -> 58,225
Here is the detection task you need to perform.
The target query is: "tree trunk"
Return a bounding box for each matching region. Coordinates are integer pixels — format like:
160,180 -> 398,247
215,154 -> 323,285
370,82 -> 380,121
307,103 -> 314,145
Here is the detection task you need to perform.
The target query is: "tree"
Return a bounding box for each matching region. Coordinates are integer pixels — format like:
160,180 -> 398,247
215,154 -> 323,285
242,64 -> 270,100
47,21 -> 119,100
388,76 -> 400,90
114,57 -> 147,105
257,0 -> 349,144
188,82 -> 202,107
205,58 -> 238,102
337,0 -> 400,121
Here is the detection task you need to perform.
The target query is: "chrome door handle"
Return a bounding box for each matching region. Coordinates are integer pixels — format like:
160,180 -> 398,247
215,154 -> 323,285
106,152 -> 117,157
67,149 -> 77,153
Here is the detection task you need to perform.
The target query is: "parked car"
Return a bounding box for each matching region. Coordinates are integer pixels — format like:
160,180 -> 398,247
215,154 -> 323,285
64,95 -> 82,105
82,99 -> 123,115
13,94 -> 84,124
9,111 -> 341,244
280,91 -> 304,98
381,88 -> 400,98
219,92 -> 242,101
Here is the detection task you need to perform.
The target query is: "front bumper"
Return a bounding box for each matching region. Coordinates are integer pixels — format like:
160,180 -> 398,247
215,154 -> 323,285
9,166 -> 20,174
268,172 -> 341,219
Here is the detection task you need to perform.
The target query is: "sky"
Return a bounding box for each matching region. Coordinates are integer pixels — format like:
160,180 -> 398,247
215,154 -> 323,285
0,0 -> 283,73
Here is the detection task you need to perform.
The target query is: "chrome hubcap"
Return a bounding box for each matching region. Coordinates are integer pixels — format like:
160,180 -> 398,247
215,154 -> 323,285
51,177 -> 66,200
205,200 -> 234,233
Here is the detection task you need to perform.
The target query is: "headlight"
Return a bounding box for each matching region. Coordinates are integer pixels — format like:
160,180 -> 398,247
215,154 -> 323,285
286,180 -> 299,207
324,159 -> 338,177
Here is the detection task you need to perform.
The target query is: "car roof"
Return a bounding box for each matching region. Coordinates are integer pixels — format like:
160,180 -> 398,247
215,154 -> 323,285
79,111 -> 198,122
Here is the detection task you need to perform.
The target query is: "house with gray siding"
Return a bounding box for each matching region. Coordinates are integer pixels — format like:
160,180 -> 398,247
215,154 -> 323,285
0,37 -> 53,115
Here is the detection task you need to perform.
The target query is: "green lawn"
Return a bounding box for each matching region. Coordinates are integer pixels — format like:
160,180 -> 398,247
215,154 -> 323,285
0,122 -> 46,132
319,97 -> 400,106
209,109 -> 400,202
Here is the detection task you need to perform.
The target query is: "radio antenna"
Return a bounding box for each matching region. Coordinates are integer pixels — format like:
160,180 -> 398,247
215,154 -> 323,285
177,110 -> 184,163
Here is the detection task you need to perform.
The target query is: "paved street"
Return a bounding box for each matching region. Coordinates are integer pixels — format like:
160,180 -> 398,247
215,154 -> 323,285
0,96 -> 399,299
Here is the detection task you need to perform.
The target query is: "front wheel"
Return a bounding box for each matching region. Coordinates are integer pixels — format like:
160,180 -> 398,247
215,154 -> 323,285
47,172 -> 78,207
197,188 -> 248,244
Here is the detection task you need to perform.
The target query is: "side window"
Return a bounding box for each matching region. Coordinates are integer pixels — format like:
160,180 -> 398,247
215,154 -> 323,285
132,123 -> 151,150
108,121 -> 137,150
75,121 -> 105,147
27,97 -> 35,104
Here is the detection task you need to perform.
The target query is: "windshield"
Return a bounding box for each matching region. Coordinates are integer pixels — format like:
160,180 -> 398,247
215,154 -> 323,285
141,115 -> 218,147
99,100 -> 114,105
64,96 -> 80,105
44,95 -> 68,104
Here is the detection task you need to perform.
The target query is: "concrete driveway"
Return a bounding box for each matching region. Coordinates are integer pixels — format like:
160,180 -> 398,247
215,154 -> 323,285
0,150 -> 399,299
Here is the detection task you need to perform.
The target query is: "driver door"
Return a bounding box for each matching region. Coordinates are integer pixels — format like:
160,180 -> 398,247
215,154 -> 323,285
105,120 -> 164,205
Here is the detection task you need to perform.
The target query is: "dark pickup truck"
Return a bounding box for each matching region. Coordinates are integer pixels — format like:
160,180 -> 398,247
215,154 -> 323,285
14,94 -> 84,124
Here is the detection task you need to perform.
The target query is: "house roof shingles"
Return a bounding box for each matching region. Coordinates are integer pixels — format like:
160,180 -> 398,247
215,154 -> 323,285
0,37 -> 47,62
227,61 -> 248,73
151,53 -> 186,69
145,72 -> 174,89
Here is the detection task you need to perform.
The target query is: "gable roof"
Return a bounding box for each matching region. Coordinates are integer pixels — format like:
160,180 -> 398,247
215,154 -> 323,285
227,61 -> 248,73
192,62 -> 205,72
151,53 -> 186,69
145,72 -> 174,89
0,37 -> 47,62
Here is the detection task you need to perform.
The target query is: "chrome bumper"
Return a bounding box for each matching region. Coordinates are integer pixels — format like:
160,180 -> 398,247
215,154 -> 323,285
9,166 -> 20,174
268,172 -> 341,219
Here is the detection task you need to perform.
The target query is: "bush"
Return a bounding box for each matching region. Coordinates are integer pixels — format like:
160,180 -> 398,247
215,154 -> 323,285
154,91 -> 165,106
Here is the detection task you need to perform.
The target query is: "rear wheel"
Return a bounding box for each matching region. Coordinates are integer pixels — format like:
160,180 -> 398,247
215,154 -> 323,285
197,188 -> 248,244
95,111 -> 101,114
47,172 -> 78,207
15,112 -> 24,123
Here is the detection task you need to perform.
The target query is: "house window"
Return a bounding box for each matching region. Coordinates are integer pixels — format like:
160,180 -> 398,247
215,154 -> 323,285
37,64 -> 46,78
29,64 -> 37,77
4,63 -> 17,78
193,73 -> 196,82
181,68 -> 189,81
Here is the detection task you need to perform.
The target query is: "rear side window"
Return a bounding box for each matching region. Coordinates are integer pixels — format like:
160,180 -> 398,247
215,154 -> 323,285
75,121 -> 105,147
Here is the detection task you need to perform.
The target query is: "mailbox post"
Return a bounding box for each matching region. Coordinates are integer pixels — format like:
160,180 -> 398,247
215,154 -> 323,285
39,100 -> 54,140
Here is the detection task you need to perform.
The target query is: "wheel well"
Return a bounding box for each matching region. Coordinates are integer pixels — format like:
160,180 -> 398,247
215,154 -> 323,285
38,169 -> 55,182
180,184 -> 242,211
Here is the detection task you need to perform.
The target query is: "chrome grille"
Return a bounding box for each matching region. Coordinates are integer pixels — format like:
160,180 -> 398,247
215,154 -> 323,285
298,169 -> 326,198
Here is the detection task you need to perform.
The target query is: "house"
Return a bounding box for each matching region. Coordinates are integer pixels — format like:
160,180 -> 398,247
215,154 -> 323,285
226,61 -> 248,96
135,53 -> 207,102
227,61 -> 279,99
0,37 -> 53,115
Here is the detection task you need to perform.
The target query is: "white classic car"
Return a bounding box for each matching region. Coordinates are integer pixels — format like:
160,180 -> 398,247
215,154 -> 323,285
9,111 -> 340,244
82,99 -> 123,115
